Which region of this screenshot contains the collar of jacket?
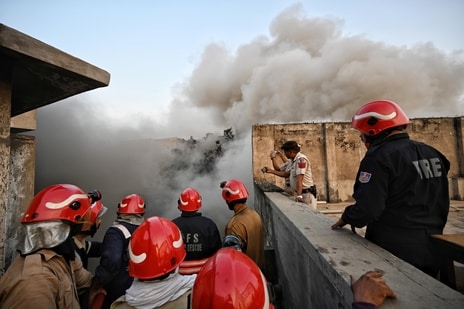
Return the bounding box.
[181,212,202,217]
[367,132,409,154]
[234,203,248,214]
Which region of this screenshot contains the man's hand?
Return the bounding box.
[263,167,273,174]
[331,217,346,229]
[351,270,397,307]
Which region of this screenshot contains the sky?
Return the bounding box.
[2,0,463,132]
[2,1,464,240]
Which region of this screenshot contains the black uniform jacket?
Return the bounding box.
[173,212,222,261]
[342,132,450,269]
[95,221,139,309]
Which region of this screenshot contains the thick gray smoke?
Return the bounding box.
[33,5,463,242]
[34,101,251,238]
[171,4,463,132]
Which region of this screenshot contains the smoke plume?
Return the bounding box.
[32,4,464,242]
[173,5,463,132]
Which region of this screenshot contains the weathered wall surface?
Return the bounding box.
[253,117,464,202]
[254,184,464,308]
[5,135,35,268]
[0,78,12,273]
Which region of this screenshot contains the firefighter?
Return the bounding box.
[331,100,450,278]
[0,184,103,308]
[220,179,265,270]
[172,187,222,275]
[94,193,146,309]
[111,216,196,308]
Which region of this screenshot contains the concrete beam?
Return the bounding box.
[11,110,36,133]
[0,23,110,117]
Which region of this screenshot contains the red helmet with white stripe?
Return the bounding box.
[90,201,107,225]
[352,100,410,136]
[220,179,249,204]
[178,188,202,212]
[21,184,93,224]
[117,193,145,215]
[192,247,273,309]
[128,216,186,279]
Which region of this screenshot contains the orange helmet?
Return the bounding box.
[117,193,145,215]
[178,188,202,212]
[191,247,273,309]
[128,216,186,280]
[220,179,249,204]
[352,100,410,136]
[21,184,94,224]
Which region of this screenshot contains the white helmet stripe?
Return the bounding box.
[223,187,240,195]
[173,233,183,248]
[179,196,188,206]
[353,111,396,121]
[128,240,147,264]
[45,194,88,209]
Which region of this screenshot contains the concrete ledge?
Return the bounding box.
[10,110,35,132]
[255,186,464,308]
[0,23,111,116]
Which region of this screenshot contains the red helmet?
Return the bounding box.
[117,193,145,215]
[128,216,186,279]
[192,247,273,309]
[178,187,202,212]
[220,179,249,203]
[21,184,93,224]
[352,100,410,136]
[90,201,108,225]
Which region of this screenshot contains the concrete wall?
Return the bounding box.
[5,135,35,269]
[0,79,36,274]
[254,183,464,308]
[0,77,12,273]
[0,105,35,274]
[253,117,464,202]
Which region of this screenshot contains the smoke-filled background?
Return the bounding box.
[26,5,464,241]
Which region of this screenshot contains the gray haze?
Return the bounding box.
[32,5,464,242]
